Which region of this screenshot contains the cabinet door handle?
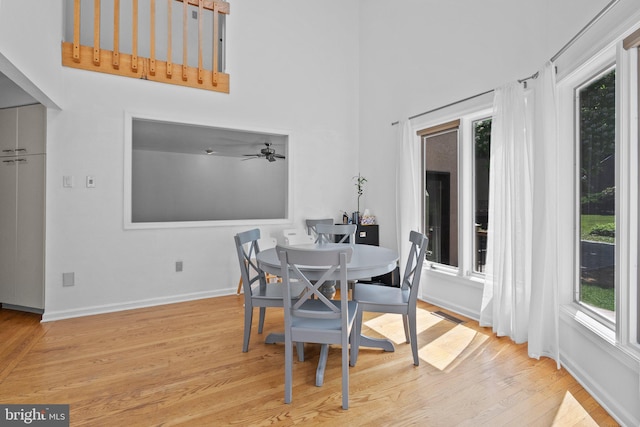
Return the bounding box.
[2,149,14,153]
[2,159,15,164]
[14,148,27,152]
[14,158,27,163]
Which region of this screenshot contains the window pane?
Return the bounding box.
[424,129,458,267]
[578,67,616,321]
[474,119,491,273]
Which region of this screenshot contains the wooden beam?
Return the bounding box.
[62,42,229,93]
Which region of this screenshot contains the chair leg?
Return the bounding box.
[285,337,293,404]
[402,314,410,343]
[236,276,243,294]
[408,312,419,366]
[350,308,363,367]
[258,307,266,334]
[242,306,253,352]
[342,333,349,409]
[296,342,305,362]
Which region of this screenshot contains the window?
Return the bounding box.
[473,118,491,273]
[420,120,460,268]
[418,111,492,275]
[576,66,616,324]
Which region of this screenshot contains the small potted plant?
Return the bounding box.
[353,173,367,224]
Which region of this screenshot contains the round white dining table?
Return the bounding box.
[256,243,400,386]
[256,242,398,281]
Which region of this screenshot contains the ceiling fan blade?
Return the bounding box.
[274,154,286,159]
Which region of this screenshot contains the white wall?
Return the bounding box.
[0,0,360,319]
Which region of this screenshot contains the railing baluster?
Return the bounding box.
[132,0,138,72]
[167,0,173,77]
[150,0,156,75]
[93,0,101,65]
[212,3,218,85]
[62,0,230,93]
[113,0,120,68]
[198,0,203,83]
[182,0,188,80]
[73,0,81,62]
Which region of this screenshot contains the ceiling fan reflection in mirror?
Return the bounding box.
[242,142,286,162]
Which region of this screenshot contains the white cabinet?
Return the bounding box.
[0,104,45,311]
[0,104,45,156]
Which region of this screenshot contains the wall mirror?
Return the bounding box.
[124,115,290,228]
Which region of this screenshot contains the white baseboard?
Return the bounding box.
[41,289,235,322]
[561,353,637,427]
[420,295,480,322]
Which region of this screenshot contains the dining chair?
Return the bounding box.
[283,228,314,245]
[234,228,305,352]
[277,244,358,410]
[350,230,428,366]
[305,218,333,242]
[315,223,357,244]
[236,236,280,294]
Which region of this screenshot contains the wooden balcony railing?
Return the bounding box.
[62,0,230,93]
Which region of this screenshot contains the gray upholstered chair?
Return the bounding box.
[305,218,333,242]
[315,223,357,244]
[234,228,304,352]
[350,230,428,366]
[277,244,357,410]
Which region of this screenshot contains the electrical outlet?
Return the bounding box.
[176,261,183,272]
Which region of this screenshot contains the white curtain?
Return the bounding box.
[480,62,561,366]
[528,61,560,367]
[479,81,533,344]
[396,120,421,268]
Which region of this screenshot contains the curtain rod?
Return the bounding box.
[391,0,619,126]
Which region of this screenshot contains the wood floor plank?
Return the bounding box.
[0,297,619,426]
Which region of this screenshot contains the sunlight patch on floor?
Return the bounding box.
[551,391,599,426]
[363,308,440,344]
[420,324,489,371]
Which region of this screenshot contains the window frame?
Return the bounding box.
[558,33,640,354]
[574,63,617,329]
[416,106,492,278]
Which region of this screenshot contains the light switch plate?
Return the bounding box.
[86,176,96,188]
[63,175,74,188]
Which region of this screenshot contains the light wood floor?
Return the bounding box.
[0,296,619,426]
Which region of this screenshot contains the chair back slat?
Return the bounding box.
[402,231,429,302]
[306,218,333,242]
[316,223,357,244]
[277,245,353,321]
[234,228,267,299]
